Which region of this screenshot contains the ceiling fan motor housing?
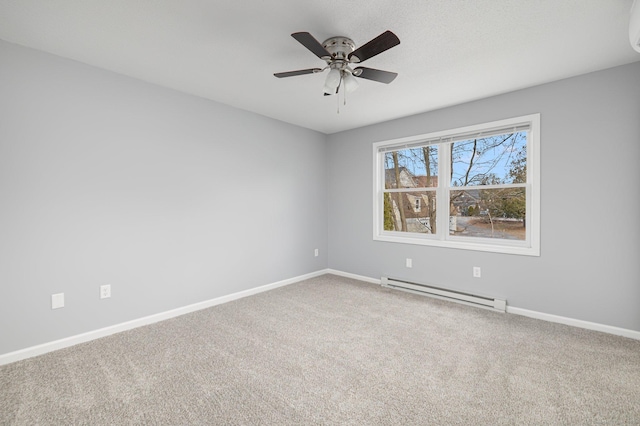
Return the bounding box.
[322,37,355,60]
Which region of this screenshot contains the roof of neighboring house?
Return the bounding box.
[384,167,415,188]
[385,168,440,189]
[414,175,438,188]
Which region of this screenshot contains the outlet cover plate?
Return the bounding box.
[473,267,481,278]
[51,293,64,309]
[100,284,111,299]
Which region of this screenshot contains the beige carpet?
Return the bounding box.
[1,274,639,425]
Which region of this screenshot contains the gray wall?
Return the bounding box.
[0,40,328,355]
[327,62,640,332]
[2,38,638,357]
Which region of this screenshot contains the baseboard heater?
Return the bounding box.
[381,277,506,312]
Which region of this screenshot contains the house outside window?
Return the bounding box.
[373,114,540,256]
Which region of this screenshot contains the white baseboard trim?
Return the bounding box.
[325,269,381,284]
[328,269,640,341]
[4,269,638,366]
[506,306,640,340]
[0,269,328,366]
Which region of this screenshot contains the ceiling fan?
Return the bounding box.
[274,30,400,96]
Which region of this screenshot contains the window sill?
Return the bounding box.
[374,232,540,256]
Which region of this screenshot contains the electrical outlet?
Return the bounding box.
[100,284,111,299]
[406,258,413,268]
[473,267,481,278]
[314,248,319,257]
[51,293,64,309]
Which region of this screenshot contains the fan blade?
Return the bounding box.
[291,32,332,60]
[274,68,322,78]
[349,30,400,63]
[353,67,398,84]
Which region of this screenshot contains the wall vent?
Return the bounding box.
[381,277,506,312]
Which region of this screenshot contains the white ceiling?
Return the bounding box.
[1,1,638,134]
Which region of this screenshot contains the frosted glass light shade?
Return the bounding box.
[343,72,359,92]
[324,68,341,94]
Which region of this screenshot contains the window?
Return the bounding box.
[373,114,540,256]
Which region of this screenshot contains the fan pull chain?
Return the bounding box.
[343,73,348,107]
[336,75,343,114]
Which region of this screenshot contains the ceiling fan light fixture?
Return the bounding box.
[324,68,341,94]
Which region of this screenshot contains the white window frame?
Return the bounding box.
[373,114,540,256]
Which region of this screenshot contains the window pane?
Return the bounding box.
[450,132,527,187]
[383,191,437,234]
[450,188,526,240]
[384,146,438,189]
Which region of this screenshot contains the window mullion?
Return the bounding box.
[384,187,436,193]
[453,183,527,191]
[437,143,450,241]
